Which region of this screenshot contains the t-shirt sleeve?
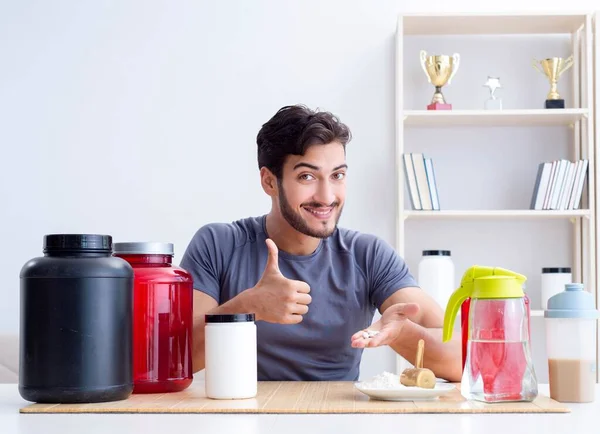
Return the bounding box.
[368,236,419,309]
[180,224,232,304]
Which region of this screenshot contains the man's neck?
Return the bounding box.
[265,212,321,256]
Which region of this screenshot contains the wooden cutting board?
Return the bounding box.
[19,381,570,414]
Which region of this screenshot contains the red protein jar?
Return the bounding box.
[114,242,193,393]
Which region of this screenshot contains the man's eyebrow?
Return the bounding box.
[292,163,348,171]
[293,162,320,171]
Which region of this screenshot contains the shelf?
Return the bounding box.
[531,310,544,318]
[401,12,587,35]
[395,11,598,376]
[404,210,590,219]
[403,109,589,127]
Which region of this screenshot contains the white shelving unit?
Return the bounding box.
[404,209,591,219]
[594,12,600,384]
[401,12,587,35]
[404,108,588,127]
[395,12,598,380]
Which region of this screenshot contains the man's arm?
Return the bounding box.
[380,287,462,382]
[191,239,312,373]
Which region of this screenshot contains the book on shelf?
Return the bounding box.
[530,159,588,211]
[403,153,440,211]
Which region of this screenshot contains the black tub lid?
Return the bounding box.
[205,313,255,323]
[44,234,112,252]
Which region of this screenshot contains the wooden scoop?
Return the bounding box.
[400,339,436,389]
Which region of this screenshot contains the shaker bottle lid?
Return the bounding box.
[44,234,112,252]
[542,267,571,273]
[205,314,255,323]
[544,283,600,319]
[422,250,451,256]
[113,242,174,255]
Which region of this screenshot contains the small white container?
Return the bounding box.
[418,250,455,311]
[205,313,257,399]
[541,267,572,310]
[545,283,599,403]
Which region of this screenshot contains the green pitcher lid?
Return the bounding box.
[471,275,524,299]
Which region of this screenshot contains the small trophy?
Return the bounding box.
[532,55,574,109]
[483,76,502,110]
[420,50,460,110]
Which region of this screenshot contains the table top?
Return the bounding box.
[2,383,600,434]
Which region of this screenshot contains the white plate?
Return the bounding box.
[354,382,455,401]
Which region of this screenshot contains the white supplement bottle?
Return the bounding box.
[204,313,257,399]
[417,250,455,311]
[541,267,572,310]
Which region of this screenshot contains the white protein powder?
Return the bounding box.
[361,330,380,339]
[358,371,406,389]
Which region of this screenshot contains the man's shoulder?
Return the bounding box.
[190,215,266,249]
[330,226,392,256]
[329,227,409,291]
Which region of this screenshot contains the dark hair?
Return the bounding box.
[256,104,352,179]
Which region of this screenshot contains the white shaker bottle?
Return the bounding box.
[541,267,572,310]
[205,313,257,399]
[544,283,599,403]
[418,250,455,310]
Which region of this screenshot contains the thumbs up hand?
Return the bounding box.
[245,239,312,324]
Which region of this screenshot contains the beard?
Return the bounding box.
[278,182,343,239]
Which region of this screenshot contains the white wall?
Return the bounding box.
[1,1,598,382]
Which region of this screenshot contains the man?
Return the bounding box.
[180,104,462,382]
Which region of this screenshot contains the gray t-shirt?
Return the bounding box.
[180,215,417,381]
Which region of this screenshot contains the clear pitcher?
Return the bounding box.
[443,266,538,403]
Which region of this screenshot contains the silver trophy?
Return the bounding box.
[483,76,502,110]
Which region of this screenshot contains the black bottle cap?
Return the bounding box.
[422,250,451,256]
[205,313,255,323]
[542,267,571,274]
[44,234,112,253]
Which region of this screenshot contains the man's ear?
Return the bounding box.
[260,167,278,197]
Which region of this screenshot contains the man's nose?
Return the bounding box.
[314,181,336,205]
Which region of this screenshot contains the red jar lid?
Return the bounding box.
[113,242,173,255]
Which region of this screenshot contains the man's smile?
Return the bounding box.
[302,206,334,220]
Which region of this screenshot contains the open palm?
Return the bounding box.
[350,303,420,348]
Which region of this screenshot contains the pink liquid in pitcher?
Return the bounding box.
[461,295,531,370]
[461,297,537,402]
[467,341,529,401]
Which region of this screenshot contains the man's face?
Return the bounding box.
[277,142,347,239]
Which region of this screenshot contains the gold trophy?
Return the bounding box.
[532,55,573,109]
[420,50,460,110]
